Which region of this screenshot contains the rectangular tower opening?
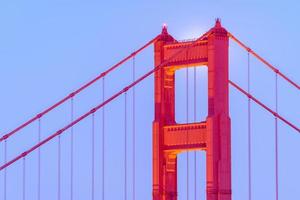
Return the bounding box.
[175,66,208,124]
[177,151,207,199]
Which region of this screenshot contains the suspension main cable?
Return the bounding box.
[229,80,300,133]
[0,31,211,172]
[0,36,159,143]
[228,32,300,90]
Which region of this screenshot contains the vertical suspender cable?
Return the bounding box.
[58,135,61,200]
[38,118,41,200]
[186,67,189,200]
[70,98,74,200]
[4,140,7,200]
[124,92,128,200]
[247,51,252,200]
[193,67,197,200]
[275,72,279,200]
[23,157,26,200]
[92,113,95,200]
[102,77,105,200]
[132,56,136,200]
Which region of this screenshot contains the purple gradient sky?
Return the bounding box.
[0,1,299,200]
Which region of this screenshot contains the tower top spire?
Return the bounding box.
[161,23,168,34]
[215,18,222,28]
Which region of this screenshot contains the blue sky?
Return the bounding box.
[0,1,300,200]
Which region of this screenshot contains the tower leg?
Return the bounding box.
[153,122,163,200]
[206,19,231,200]
[164,153,177,200]
[206,117,219,200]
[206,115,231,200]
[153,121,178,200]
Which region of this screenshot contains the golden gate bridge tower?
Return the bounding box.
[153,19,231,200]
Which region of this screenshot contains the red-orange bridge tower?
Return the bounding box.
[153,20,231,200]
